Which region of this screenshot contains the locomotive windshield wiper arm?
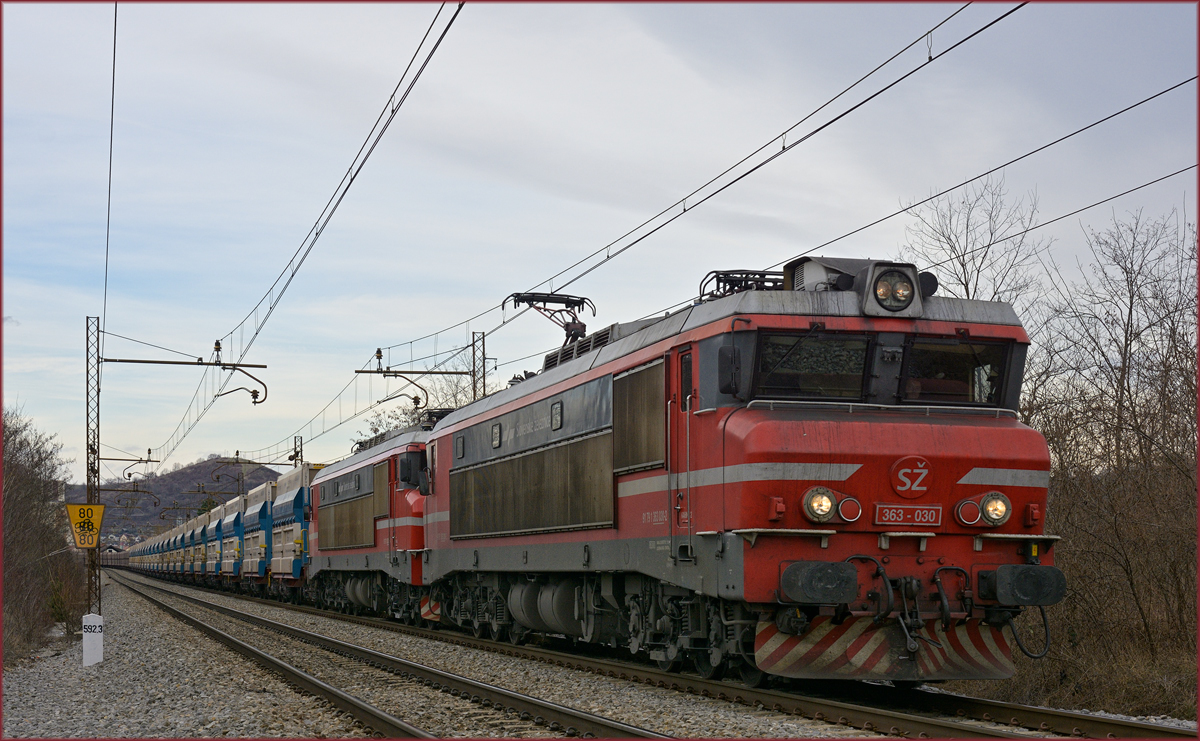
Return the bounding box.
[762,323,823,380]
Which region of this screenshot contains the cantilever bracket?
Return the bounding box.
[101,356,269,405]
[374,373,429,409]
[214,366,268,405]
[122,449,158,479]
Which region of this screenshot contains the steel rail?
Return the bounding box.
[114,572,668,739]
[899,688,1199,740]
[111,574,432,738]
[122,571,1197,739]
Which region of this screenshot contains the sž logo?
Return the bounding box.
[889,456,931,499]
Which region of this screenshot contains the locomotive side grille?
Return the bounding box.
[450,431,614,538]
[319,496,374,549]
[613,360,665,472]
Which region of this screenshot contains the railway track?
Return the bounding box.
[111,572,667,739]
[119,571,1195,739]
[112,575,431,738]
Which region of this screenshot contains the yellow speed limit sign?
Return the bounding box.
[66,504,105,548]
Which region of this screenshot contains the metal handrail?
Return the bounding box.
[747,399,1019,418]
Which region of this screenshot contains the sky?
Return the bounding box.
[4,3,1196,485]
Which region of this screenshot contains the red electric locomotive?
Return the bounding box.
[302,254,1065,685]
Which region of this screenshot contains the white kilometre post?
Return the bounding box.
[82,613,104,666]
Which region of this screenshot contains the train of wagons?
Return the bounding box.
[125,255,1066,685]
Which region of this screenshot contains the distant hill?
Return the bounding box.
[66,455,282,541]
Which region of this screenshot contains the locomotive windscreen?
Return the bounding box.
[754,332,870,400]
[901,340,1009,405]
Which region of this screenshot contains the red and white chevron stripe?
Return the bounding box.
[754,616,1015,680]
[420,595,442,621]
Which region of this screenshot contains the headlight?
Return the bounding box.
[803,487,836,523]
[873,270,915,311]
[980,492,1011,525]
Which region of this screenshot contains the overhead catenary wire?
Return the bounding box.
[243,5,1195,462]
[577,75,1197,318]
[148,3,464,472]
[360,55,1191,405]
[551,4,1038,296]
[233,7,1180,464]
[100,2,118,374]
[535,3,1012,299]
[250,2,1018,447]
[240,163,1198,465]
[918,165,1198,274]
[101,441,144,457]
[239,342,476,461]
[238,7,1012,460]
[638,165,1200,331]
[765,75,1198,270]
[380,2,993,355]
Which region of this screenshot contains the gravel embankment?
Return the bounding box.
[124,573,880,738]
[2,572,368,738]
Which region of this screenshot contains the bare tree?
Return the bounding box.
[899,175,1052,309]
[3,407,84,659]
[1035,210,1197,666]
[949,209,1198,718]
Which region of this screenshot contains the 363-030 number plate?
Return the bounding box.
[874,503,942,526]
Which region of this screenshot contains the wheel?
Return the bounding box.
[655,658,681,673]
[508,627,525,645]
[739,662,770,688]
[491,624,509,643]
[471,621,490,639]
[693,651,726,681]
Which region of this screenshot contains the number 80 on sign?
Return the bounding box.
[66,504,106,549]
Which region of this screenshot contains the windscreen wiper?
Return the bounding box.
[762,325,823,380]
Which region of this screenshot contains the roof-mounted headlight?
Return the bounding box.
[874,270,915,311]
[980,492,1011,526]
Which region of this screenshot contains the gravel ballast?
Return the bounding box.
[144,586,565,738]
[2,573,368,738]
[121,573,879,738]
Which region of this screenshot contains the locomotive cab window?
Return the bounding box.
[753,332,871,400]
[901,339,1009,405]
